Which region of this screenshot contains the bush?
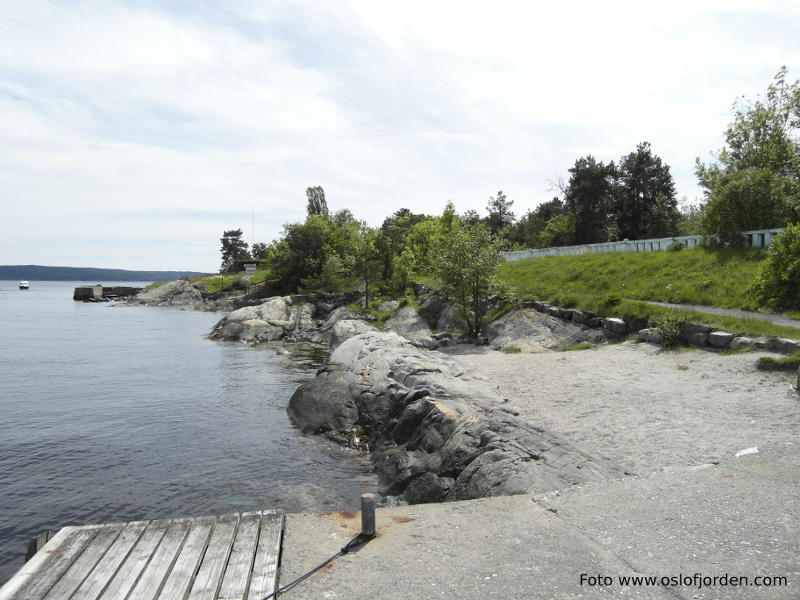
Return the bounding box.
[650,310,688,347]
[748,223,800,310]
[667,241,685,252]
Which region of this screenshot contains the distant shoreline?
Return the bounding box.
[0,265,209,282]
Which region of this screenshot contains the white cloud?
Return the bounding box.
[0,0,798,270]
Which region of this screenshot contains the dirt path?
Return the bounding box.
[641,300,800,329]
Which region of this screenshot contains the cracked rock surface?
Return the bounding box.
[288,330,624,503]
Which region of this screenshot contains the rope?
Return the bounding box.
[255,532,376,600]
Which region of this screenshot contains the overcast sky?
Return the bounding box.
[1,1,798,272]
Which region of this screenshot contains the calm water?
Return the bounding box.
[0,281,376,583]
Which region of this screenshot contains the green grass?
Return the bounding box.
[498,249,800,340]
[502,346,522,353]
[145,281,169,290]
[559,341,597,352]
[500,248,767,311]
[755,351,800,372]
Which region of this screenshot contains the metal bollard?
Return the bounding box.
[360,493,377,537]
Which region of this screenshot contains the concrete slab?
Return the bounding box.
[280,445,797,599]
[281,494,673,599]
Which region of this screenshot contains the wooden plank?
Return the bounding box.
[216,512,261,600]
[155,517,216,600]
[246,511,284,600]
[186,513,240,600]
[126,519,191,600]
[0,527,75,600]
[70,521,149,600]
[42,525,124,600]
[4,526,101,600]
[97,520,170,600]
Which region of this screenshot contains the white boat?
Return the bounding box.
[19,281,30,289]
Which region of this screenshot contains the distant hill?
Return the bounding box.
[0,265,209,283]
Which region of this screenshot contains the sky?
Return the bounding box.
[1,1,798,272]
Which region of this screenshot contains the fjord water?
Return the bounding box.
[0,281,376,583]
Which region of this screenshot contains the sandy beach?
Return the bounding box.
[447,342,799,475]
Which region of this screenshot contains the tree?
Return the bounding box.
[697,67,800,243]
[615,142,680,239]
[748,223,800,310]
[462,209,481,225]
[251,242,268,260]
[564,156,616,244]
[536,213,575,248]
[485,190,515,238]
[510,198,567,248]
[305,186,329,217]
[433,223,502,339]
[354,224,383,308]
[219,228,250,272]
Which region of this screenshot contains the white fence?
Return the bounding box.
[502,228,787,262]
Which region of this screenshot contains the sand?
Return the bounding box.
[446,341,799,475]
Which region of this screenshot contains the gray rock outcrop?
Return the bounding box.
[437,305,467,333]
[288,331,624,503]
[130,280,205,308]
[209,298,375,346]
[382,307,433,343]
[484,309,603,352]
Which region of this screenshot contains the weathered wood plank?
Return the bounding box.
[186,513,239,600]
[5,525,102,600]
[0,527,75,600]
[97,520,170,600]
[26,532,53,562]
[155,516,216,600]
[126,519,191,600]
[247,511,284,600]
[69,521,149,600]
[42,525,124,600]
[216,512,261,600]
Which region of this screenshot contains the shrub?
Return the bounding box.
[748,223,800,311]
[650,310,688,347]
[667,241,685,252]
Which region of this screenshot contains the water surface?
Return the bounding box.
[0,281,376,583]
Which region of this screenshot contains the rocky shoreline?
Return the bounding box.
[127,282,800,505]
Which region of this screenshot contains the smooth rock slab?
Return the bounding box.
[638,328,664,345]
[708,331,735,348]
[729,336,753,350]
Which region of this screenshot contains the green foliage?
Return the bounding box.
[502,347,522,354]
[560,342,597,352]
[433,222,503,338]
[219,228,250,272]
[696,67,800,241]
[755,352,800,372]
[748,222,800,310]
[667,241,684,252]
[485,190,515,241]
[305,186,329,217]
[650,310,688,347]
[509,197,566,248]
[564,156,616,244]
[536,213,575,247]
[145,281,168,290]
[615,142,680,239]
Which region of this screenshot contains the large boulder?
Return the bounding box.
[288,331,623,503]
[382,307,433,342]
[484,308,600,352]
[209,296,298,343]
[437,305,467,333]
[132,280,204,307]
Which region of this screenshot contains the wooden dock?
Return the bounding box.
[0,510,284,600]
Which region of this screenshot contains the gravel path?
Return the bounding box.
[641,300,800,329]
[449,342,799,475]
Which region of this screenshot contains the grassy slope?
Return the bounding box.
[498,248,800,339]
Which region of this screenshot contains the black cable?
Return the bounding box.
[256,532,376,600]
